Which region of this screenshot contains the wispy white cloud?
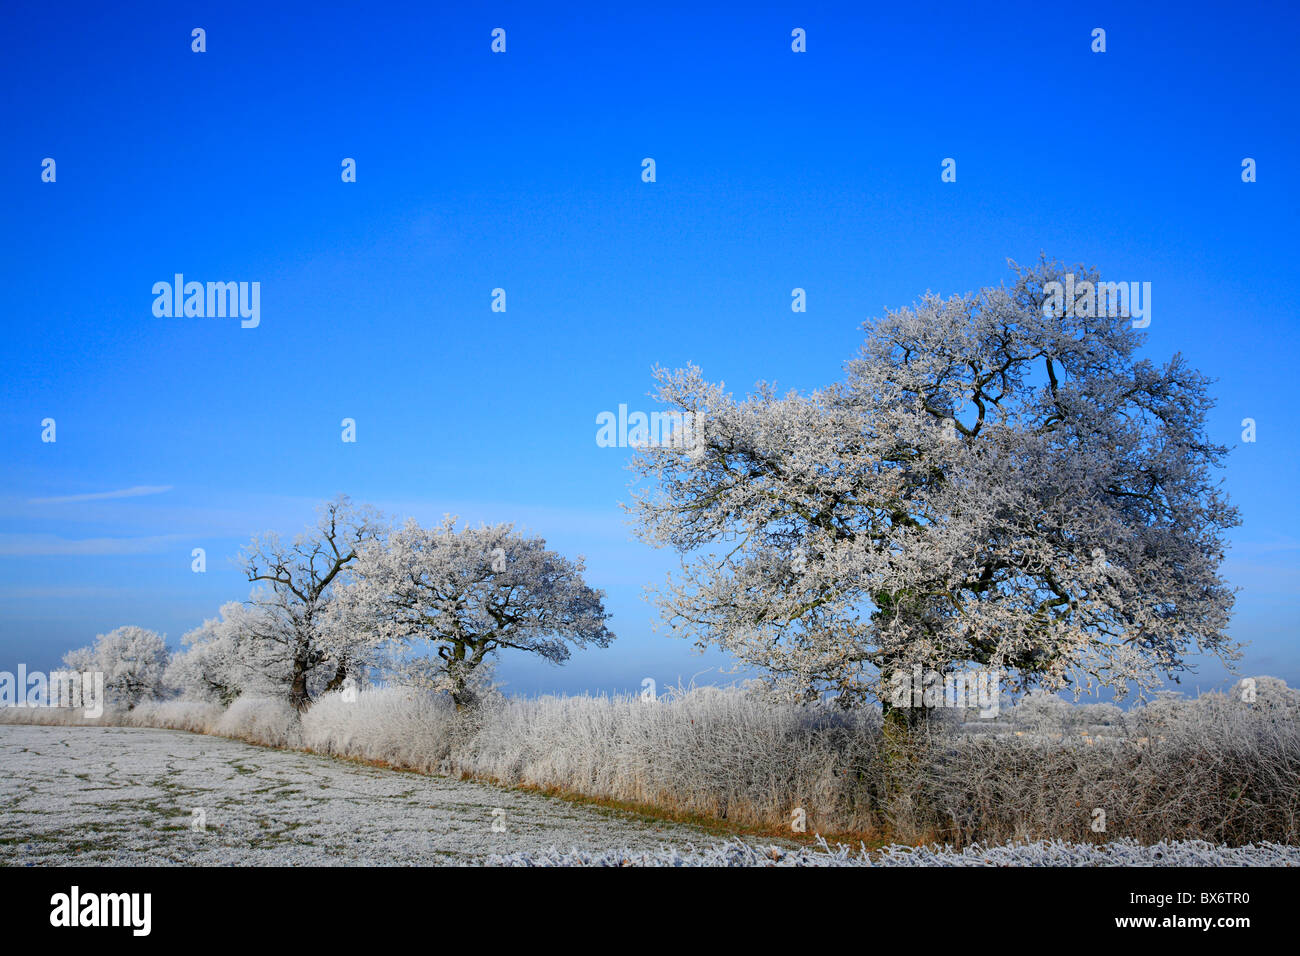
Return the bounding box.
[27,485,173,505]
[0,534,187,556]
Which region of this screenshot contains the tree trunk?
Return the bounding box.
[877,696,937,842]
[323,660,348,694]
[450,677,475,712]
[447,640,478,712]
[289,660,311,712]
[882,698,934,734]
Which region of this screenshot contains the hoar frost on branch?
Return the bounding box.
[239,494,387,711]
[164,601,287,705]
[628,257,1239,711]
[327,516,614,708]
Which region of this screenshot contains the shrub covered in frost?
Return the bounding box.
[214,696,301,748]
[126,699,225,734]
[301,686,461,771]
[444,686,881,828]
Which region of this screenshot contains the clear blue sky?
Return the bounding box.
[1,0,1297,698]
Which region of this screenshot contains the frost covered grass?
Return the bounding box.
[485,837,1300,867]
[4,681,1298,849]
[0,725,711,865]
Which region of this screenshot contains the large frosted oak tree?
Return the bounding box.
[628,258,1240,715]
[239,495,387,711]
[328,517,615,708]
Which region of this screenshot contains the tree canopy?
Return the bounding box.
[629,257,1239,707]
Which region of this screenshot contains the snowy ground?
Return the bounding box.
[0,725,724,865]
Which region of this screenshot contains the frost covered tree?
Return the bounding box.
[629,257,1239,718]
[239,495,387,711]
[60,645,96,675]
[64,625,170,709]
[328,516,615,708]
[165,601,269,705]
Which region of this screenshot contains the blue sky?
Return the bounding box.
[1,0,1297,698]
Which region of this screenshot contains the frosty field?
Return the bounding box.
[4,722,1298,867]
[0,724,716,865]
